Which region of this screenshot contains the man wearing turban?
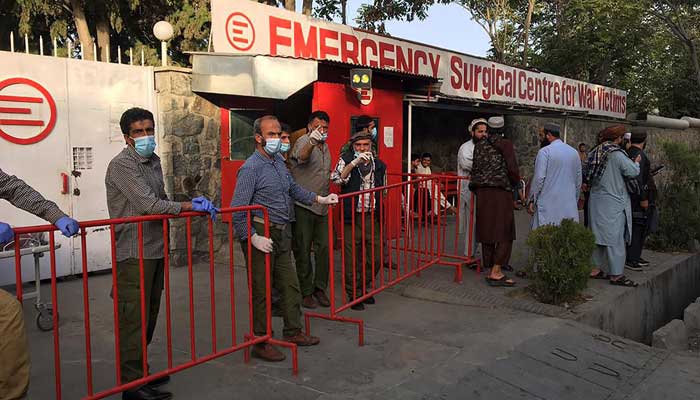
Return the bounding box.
[586,125,641,287]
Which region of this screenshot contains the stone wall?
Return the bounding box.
[506,115,700,181]
[155,67,225,266]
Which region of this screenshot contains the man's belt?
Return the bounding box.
[252,216,288,231]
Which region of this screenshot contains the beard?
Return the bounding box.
[540,138,549,148]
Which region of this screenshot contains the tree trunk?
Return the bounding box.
[521,0,535,66]
[341,0,347,24]
[688,40,700,87]
[95,3,110,62]
[303,0,312,16]
[69,0,93,60]
[284,0,295,11]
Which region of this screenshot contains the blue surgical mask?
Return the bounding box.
[370,127,377,140]
[133,135,156,157]
[264,138,281,155]
[280,142,290,153]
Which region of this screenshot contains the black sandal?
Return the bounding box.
[501,264,514,272]
[590,270,608,280]
[609,276,638,287]
[486,275,516,287]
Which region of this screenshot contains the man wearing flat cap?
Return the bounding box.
[527,122,582,229]
[331,129,386,310]
[625,127,655,270]
[585,124,641,287]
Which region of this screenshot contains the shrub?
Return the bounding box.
[646,142,700,251]
[526,219,596,305]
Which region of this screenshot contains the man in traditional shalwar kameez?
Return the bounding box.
[469,119,521,286]
[528,123,582,229]
[586,125,641,287]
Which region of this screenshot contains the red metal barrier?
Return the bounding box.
[11,206,295,400]
[304,175,480,345]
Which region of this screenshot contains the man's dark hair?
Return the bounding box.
[421,152,432,159]
[120,107,154,135]
[578,142,586,149]
[308,110,330,124]
[355,115,373,132]
[411,153,420,161]
[281,122,292,133]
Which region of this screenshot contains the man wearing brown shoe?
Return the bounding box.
[289,111,333,309]
[231,115,338,361]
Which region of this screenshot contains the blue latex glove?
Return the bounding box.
[0,222,14,245]
[55,216,80,237]
[192,196,219,220]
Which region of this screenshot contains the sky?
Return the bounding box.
[298,1,491,57]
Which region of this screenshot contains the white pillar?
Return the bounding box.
[161,41,167,66]
[10,31,14,52]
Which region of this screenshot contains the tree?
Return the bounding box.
[649,1,700,87]
[315,0,348,24]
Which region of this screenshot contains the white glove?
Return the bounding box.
[350,152,372,167]
[309,129,323,145]
[317,193,339,205]
[250,233,274,253]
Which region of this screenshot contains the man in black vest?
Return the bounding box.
[625,127,654,270]
[331,130,386,310]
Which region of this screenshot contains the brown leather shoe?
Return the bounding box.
[313,289,330,307]
[251,343,286,362]
[283,332,320,346]
[301,295,318,309]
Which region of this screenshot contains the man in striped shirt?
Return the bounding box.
[105,107,217,400]
[231,115,338,362]
[0,168,79,400]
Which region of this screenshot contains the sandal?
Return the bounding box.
[590,270,608,280]
[609,276,638,287]
[501,264,514,272]
[485,275,515,287]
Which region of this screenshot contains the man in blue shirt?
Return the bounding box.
[231,115,337,362]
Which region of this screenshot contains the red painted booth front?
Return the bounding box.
[219,78,404,242]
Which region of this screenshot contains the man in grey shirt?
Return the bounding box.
[288,111,332,309]
[105,107,217,400]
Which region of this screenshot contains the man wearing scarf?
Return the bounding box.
[469,119,521,286]
[587,125,641,287]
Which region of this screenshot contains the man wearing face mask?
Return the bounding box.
[231,115,338,362]
[340,115,378,155]
[288,111,332,309]
[105,107,218,400]
[331,130,386,310]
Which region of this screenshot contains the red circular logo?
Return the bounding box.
[226,12,255,51]
[0,78,57,145]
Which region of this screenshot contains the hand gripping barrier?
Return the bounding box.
[304,175,480,345]
[10,206,296,400]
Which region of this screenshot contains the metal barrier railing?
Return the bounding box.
[10,206,295,400]
[304,176,480,345]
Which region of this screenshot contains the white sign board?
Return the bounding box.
[212,0,627,119]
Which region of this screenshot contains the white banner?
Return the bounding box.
[212,0,627,118]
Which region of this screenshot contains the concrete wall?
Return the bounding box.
[155,67,226,265]
[574,252,700,344]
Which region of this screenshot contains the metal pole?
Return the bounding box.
[24,34,29,54]
[10,31,14,52]
[129,48,133,65]
[67,40,72,59]
[141,48,144,66]
[39,35,44,56]
[407,101,413,176]
[53,37,57,57]
[117,45,122,64]
[80,42,85,60]
[161,41,167,67]
[93,41,97,61]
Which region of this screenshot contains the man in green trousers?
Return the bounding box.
[106,107,218,400]
[289,111,332,309]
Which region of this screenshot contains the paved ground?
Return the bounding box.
[16,209,700,399]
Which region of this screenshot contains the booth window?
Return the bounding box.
[349,116,380,154]
[72,147,94,170]
[229,109,266,160]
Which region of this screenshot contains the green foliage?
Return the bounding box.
[647,142,700,251]
[525,219,595,305]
